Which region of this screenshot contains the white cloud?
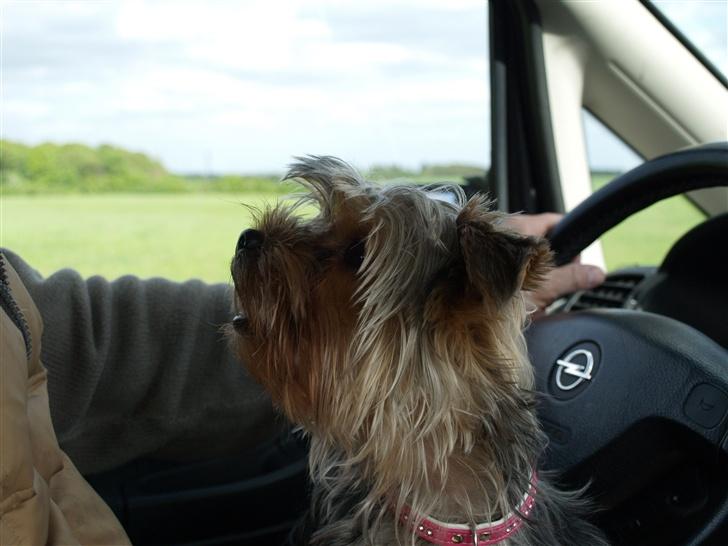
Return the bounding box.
[2,0,490,173]
[5,0,719,174]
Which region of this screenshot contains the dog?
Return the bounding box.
[229,156,608,545]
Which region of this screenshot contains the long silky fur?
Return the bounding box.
[230,155,609,545]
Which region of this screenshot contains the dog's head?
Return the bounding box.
[230,156,551,464]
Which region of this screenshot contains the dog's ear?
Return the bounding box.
[456,197,552,305]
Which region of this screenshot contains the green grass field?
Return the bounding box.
[1,193,271,283]
[1,180,706,283]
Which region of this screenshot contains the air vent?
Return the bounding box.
[566,271,649,312]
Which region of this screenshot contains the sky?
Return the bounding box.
[1,0,726,175]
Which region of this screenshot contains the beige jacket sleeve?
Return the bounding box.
[1,253,130,545]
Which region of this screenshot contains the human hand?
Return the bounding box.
[504,213,606,311]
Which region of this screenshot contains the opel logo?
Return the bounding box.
[555,349,595,391]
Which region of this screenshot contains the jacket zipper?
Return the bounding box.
[0,253,32,358]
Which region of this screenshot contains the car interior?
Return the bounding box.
[85,1,728,545]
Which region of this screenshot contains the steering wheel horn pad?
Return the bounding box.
[528,310,728,472]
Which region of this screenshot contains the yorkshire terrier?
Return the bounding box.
[229,156,608,545]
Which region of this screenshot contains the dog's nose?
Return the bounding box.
[237,229,265,252]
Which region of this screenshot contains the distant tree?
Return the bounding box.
[420,163,486,178]
[1,140,190,193]
[367,164,417,180]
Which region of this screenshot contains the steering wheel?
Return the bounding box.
[527,143,728,545]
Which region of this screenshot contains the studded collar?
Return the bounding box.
[398,471,538,545]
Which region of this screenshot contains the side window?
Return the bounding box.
[582,109,705,271]
[2,2,490,283]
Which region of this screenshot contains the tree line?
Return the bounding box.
[1,140,490,194]
[0,140,287,194]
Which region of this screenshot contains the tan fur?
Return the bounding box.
[229,156,607,545]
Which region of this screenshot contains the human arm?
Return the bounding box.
[3,249,283,475]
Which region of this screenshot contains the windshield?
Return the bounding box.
[648,0,727,81]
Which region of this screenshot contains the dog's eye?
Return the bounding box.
[343,240,366,269]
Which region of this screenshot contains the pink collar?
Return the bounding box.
[399,471,538,545]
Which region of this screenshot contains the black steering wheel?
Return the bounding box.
[527,143,728,545]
